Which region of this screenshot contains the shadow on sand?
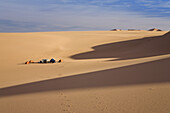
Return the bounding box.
[0,57,170,97]
[70,32,170,61]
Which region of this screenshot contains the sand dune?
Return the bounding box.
[71,31,170,60]
[0,31,170,113]
[148,28,162,31]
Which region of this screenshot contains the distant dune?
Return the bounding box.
[111,29,121,31]
[148,28,162,31]
[71,31,170,60]
[0,31,170,113]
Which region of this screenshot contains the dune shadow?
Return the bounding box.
[0,58,170,97]
[70,32,170,61]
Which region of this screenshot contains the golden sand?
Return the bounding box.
[0,31,170,113]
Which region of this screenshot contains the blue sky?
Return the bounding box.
[0,0,170,32]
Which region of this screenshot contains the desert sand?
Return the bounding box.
[0,31,170,113]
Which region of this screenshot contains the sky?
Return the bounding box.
[0,0,170,32]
